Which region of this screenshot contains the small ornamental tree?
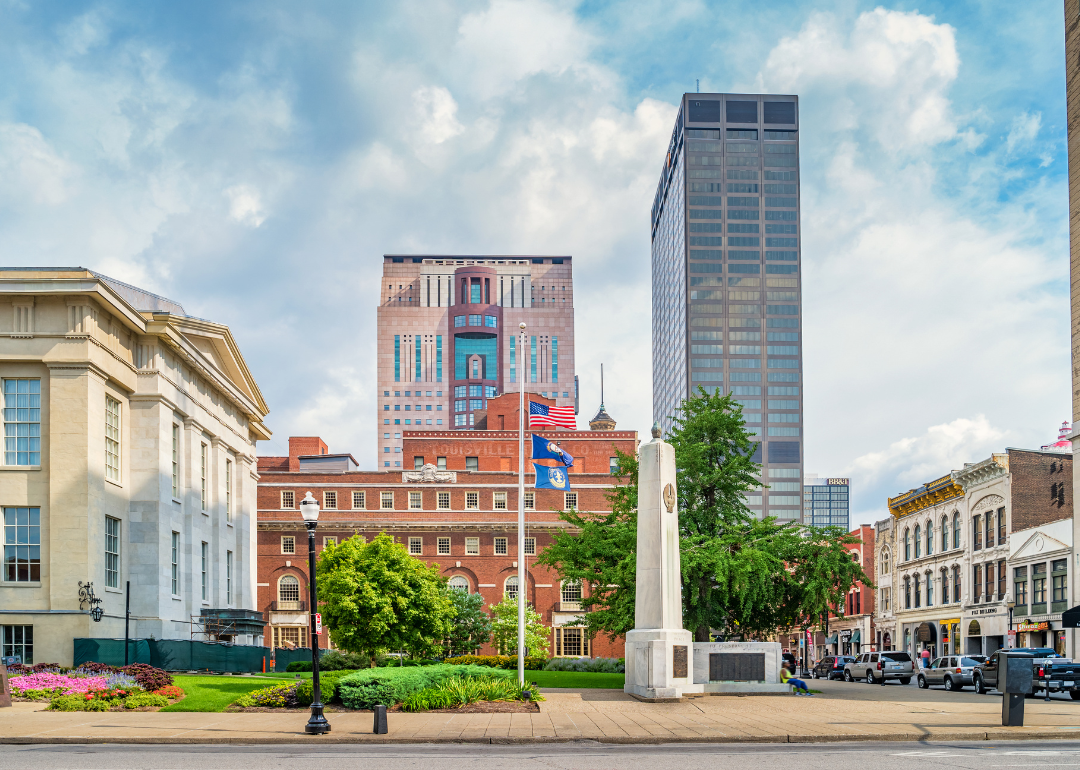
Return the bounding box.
[316,532,454,661]
[443,587,493,657]
[489,594,550,657]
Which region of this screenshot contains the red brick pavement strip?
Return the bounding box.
[3,694,1080,745]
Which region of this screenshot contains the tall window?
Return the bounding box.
[437,491,450,510]
[170,532,179,595]
[505,575,519,600]
[985,511,994,548]
[226,550,233,605]
[1033,563,1047,605]
[565,492,578,510]
[913,574,921,608]
[3,378,40,466]
[352,491,365,509]
[278,575,300,605]
[105,516,120,588]
[973,515,982,550]
[1015,566,1028,606]
[105,396,121,482]
[324,491,338,509]
[953,565,961,603]
[524,537,536,556]
[200,443,208,511]
[925,520,933,556]
[985,562,994,601]
[997,507,1006,544]
[904,576,911,608]
[225,459,232,522]
[998,559,1007,598]
[940,516,948,552]
[200,542,208,601]
[494,537,507,555]
[926,573,933,606]
[952,512,960,548]
[561,579,582,609]
[282,490,295,509]
[940,568,949,605]
[171,425,179,498]
[881,549,890,575]
[973,563,982,602]
[3,507,40,582]
[2,625,32,664]
[914,525,921,558]
[524,492,535,510]
[438,537,451,555]
[381,491,394,509]
[904,529,910,561]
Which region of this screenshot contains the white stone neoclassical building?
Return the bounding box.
[0,269,270,665]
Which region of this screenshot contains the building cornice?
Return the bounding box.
[258,520,578,533]
[953,454,1009,491]
[889,473,965,517]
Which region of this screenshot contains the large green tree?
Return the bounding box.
[316,532,454,660]
[539,387,870,643]
[489,594,550,656]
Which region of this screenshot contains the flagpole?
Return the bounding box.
[517,322,526,687]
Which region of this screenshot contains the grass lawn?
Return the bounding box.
[163,674,295,712]
[525,671,624,689]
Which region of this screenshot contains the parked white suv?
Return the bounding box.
[844,651,914,684]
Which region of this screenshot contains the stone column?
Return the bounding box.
[623,427,703,700]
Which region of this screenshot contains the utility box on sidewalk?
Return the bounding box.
[1000,651,1033,726]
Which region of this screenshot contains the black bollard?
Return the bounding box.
[373,704,388,735]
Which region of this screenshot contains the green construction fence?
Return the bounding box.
[73,638,313,673]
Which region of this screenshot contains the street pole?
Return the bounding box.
[300,492,330,735]
[124,581,130,666]
[517,322,526,687]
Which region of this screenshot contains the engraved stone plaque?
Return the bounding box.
[673,645,688,679]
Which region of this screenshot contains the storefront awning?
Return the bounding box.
[826,633,838,644]
[851,629,860,644]
[1063,605,1080,629]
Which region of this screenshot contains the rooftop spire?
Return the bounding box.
[589,363,616,431]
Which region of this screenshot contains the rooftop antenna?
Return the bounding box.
[600,363,605,408]
[696,79,700,93]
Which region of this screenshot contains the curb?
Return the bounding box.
[5,731,1080,746]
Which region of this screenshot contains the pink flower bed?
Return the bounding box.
[9,673,107,694]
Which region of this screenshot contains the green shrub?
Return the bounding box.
[295,670,359,706]
[444,654,547,670]
[285,661,311,672]
[320,650,371,670]
[241,683,300,708]
[47,695,110,712]
[123,693,169,709]
[543,657,624,673]
[401,676,541,712]
[338,664,513,709]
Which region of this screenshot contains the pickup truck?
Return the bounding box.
[972,648,1080,699]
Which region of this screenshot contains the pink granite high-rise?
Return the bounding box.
[377,256,577,465]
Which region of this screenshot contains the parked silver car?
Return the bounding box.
[843,651,914,684]
[917,655,987,691]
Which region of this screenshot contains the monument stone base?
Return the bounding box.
[692,641,788,694]
[624,628,705,701]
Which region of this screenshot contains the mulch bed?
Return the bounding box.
[230,700,540,714]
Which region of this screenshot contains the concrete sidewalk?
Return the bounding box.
[2,690,1080,745]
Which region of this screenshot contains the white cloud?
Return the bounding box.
[413,86,465,145]
[846,415,1008,490]
[0,123,73,205]
[224,185,267,228]
[453,0,600,99]
[1006,111,1042,154]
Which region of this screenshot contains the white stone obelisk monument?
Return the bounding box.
[623,424,704,700]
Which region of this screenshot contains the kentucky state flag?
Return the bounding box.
[531,433,574,467]
[533,463,571,490]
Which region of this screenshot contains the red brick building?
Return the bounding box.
[257,394,637,659]
[777,524,876,662]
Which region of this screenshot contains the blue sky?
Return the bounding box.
[0,0,1070,523]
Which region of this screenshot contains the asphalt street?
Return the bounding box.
[3,741,1080,770]
[807,673,1080,702]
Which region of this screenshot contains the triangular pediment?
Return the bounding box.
[1012,530,1071,560]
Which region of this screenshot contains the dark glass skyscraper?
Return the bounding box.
[651,93,803,521]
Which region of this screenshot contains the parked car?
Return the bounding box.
[811,655,855,680]
[973,648,1080,698]
[843,651,914,684]
[916,655,985,691]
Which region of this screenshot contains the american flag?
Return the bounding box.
[528,401,576,430]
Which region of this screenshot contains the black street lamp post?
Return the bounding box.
[300,492,330,735]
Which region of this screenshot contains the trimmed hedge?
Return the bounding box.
[338,665,513,709]
[295,669,359,706]
[543,657,624,673]
[444,655,547,670]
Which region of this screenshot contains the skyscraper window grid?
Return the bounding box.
[651,94,802,521]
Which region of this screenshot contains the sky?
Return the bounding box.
[0,0,1071,525]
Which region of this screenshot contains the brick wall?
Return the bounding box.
[288,436,328,471]
[1008,449,1072,532]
